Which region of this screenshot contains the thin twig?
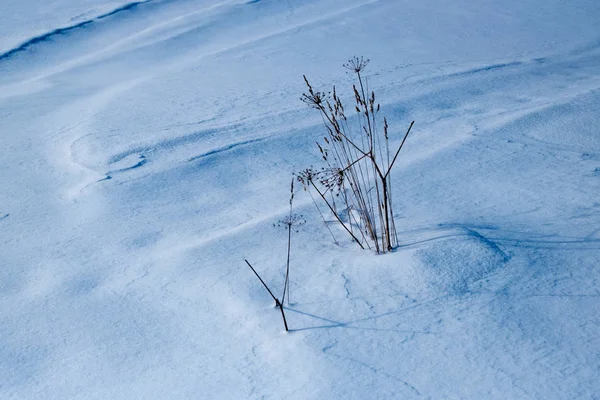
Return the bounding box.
[276,299,289,331]
[384,121,414,179]
[281,178,294,305]
[245,259,289,332]
[311,180,365,249]
[244,259,277,303]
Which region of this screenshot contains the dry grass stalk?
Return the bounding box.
[278,177,305,305]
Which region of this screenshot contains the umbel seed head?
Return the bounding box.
[343,56,370,73]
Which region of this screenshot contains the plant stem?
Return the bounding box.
[276,299,289,331]
[245,259,277,303]
[282,222,292,305]
[245,259,289,332]
[311,180,365,249]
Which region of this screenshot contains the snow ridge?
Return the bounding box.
[0,0,154,61]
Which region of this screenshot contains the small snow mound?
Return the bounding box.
[416,231,509,295]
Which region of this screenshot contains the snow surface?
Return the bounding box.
[1,0,600,398]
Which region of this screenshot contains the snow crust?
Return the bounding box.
[1,0,599,398]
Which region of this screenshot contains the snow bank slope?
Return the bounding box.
[1,0,599,398]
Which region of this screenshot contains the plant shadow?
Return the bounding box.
[284,296,445,334]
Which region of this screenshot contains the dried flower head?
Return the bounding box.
[274,214,306,230]
[301,75,330,109]
[317,167,344,192]
[343,56,370,73]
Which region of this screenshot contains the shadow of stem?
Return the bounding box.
[284,300,443,334]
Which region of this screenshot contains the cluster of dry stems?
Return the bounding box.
[298,57,413,253]
[244,58,415,332]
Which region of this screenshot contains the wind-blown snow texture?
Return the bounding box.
[1,0,599,398]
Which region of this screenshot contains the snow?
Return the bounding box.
[1,0,599,398]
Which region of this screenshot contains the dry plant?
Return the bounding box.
[274,178,305,306]
[298,57,414,253]
[244,178,304,331]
